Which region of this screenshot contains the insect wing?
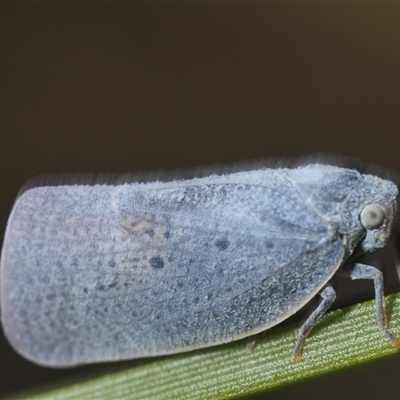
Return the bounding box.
[1,172,344,366]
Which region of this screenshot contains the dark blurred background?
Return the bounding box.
[1,3,400,399]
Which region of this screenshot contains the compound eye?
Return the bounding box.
[360,204,386,230]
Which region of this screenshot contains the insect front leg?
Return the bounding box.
[339,263,400,347]
[293,284,336,362]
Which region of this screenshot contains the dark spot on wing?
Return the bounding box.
[164,231,171,239]
[215,238,230,251]
[108,260,116,268]
[146,229,155,237]
[265,241,275,249]
[150,256,164,269]
[108,281,118,289]
[261,278,269,286]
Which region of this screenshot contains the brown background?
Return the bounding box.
[1,3,400,399]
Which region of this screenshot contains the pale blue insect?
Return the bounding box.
[0,163,399,366]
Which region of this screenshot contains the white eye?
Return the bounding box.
[360,204,386,230]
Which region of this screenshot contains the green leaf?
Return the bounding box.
[17,292,400,400]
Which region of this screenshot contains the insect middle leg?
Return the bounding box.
[293,284,336,362]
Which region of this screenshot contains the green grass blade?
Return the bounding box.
[16,292,400,400]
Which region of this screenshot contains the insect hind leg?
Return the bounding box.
[293,284,336,362]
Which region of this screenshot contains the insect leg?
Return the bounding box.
[245,335,258,353]
[293,284,336,362]
[340,263,400,347]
